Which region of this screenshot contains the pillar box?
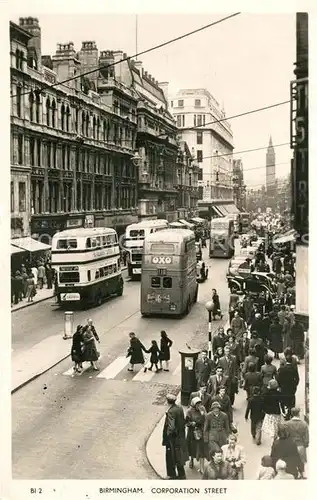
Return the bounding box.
[179,347,201,406]
[64,311,74,339]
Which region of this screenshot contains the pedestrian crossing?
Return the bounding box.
[61,354,181,384]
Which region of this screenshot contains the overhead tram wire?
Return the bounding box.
[201,142,290,161]
[11,12,241,99]
[201,161,291,175]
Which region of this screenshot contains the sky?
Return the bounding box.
[11,11,295,188]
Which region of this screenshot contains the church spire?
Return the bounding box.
[268,135,273,148]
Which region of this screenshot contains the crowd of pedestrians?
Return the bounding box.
[160,231,308,480]
[11,257,55,306]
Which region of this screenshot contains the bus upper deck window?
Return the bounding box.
[151,277,161,288]
[163,277,172,288]
[87,270,91,281]
[86,238,91,248]
[95,270,100,279]
[57,238,77,249]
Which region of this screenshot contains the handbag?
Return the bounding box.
[193,427,203,440]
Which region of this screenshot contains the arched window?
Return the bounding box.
[61,104,65,131]
[35,92,41,123]
[103,120,107,142]
[82,111,86,135]
[113,124,117,144]
[96,118,100,141]
[46,98,51,126]
[86,113,89,136]
[93,116,96,139]
[66,106,70,132]
[29,92,34,122]
[51,100,56,128]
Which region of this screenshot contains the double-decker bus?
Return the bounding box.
[140,229,198,316]
[239,212,250,233]
[124,219,168,279]
[51,227,123,307]
[209,217,235,258]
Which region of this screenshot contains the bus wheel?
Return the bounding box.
[185,298,191,315]
[117,284,123,296]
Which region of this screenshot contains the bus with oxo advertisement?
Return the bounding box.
[140,229,198,316]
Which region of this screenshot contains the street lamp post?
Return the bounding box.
[205,301,214,359]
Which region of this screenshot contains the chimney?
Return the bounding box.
[158,82,169,100]
[52,42,81,90]
[19,17,42,70]
[134,60,142,73]
[78,41,99,90]
[99,50,115,79]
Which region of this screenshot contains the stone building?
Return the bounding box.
[266,136,276,211]
[10,17,139,245]
[232,158,246,212]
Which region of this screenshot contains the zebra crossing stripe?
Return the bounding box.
[132,366,156,382]
[96,356,129,379]
[63,356,103,377]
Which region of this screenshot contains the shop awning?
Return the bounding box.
[212,205,224,217]
[224,204,240,214]
[273,230,297,244]
[191,217,206,224]
[179,219,195,228]
[11,237,51,253]
[213,205,229,216]
[11,244,26,255]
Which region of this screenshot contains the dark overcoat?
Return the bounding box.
[128,337,146,364]
[162,403,189,466]
[160,336,173,361]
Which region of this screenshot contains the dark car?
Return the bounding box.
[228,271,276,297]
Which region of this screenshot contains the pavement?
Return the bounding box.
[12,247,232,479]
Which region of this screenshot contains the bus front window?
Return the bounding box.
[163,277,172,288]
[151,277,161,288]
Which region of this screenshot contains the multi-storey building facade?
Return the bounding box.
[170,89,234,202]
[10,17,139,245]
[176,140,201,219]
[232,158,246,212]
[266,136,276,211]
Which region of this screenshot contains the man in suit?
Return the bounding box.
[162,393,188,479]
[286,407,309,475]
[277,354,300,420]
[207,366,229,398]
[218,345,239,405]
[212,327,227,355]
[189,382,212,412]
[195,350,215,389]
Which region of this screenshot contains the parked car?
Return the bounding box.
[228,271,277,296]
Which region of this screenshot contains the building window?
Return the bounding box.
[197,150,203,163]
[75,108,79,132]
[182,115,185,127]
[61,104,65,131]
[29,93,34,122]
[176,115,182,127]
[198,168,203,181]
[17,135,23,165]
[52,143,56,167]
[66,106,70,132]
[82,112,86,135]
[35,93,41,123]
[37,139,41,165]
[15,49,23,70]
[177,100,184,107]
[46,98,50,126]
[203,114,206,126]
[16,86,22,118]
[51,100,56,128]
[197,131,203,144]
[18,182,26,212]
[86,113,89,136]
[170,101,173,107]
[47,142,51,168]
[197,115,202,127]
[11,181,14,212]
[195,99,201,107]
[62,145,66,169]
[93,117,96,138]
[96,118,100,140]
[30,137,35,166]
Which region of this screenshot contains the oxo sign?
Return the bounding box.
[151,256,173,264]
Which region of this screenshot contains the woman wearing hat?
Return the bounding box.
[261,379,283,445]
[185,397,206,473]
[204,401,230,459]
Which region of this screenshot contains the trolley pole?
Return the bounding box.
[205,301,214,359]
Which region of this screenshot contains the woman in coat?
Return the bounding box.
[82,325,100,370]
[260,354,277,389]
[211,386,233,425]
[222,434,246,480]
[159,330,173,371]
[261,379,282,444]
[204,401,230,459]
[185,397,206,473]
[271,423,304,479]
[71,325,84,373]
[269,317,284,359]
[127,332,147,372]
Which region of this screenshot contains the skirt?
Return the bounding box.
[261,413,281,439]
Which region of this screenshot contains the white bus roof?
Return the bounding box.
[126,219,168,230]
[145,228,194,243]
[211,217,229,224]
[52,227,117,239]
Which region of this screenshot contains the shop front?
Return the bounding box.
[11,236,51,270]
